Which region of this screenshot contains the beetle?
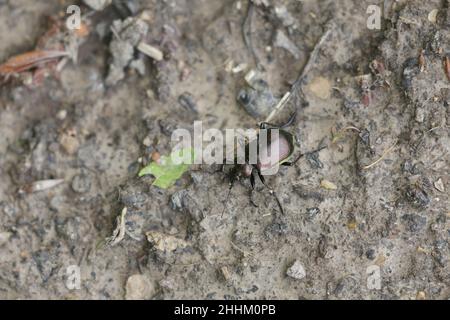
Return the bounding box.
[221,112,325,216]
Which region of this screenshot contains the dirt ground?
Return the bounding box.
[0,0,449,300]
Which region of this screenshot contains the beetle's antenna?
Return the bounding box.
[290,145,327,166]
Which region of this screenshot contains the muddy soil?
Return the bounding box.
[0,0,449,300]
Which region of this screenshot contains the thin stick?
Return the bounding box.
[264,91,291,123]
[362,141,397,170]
[292,24,333,94]
[231,241,252,257]
[263,24,333,124]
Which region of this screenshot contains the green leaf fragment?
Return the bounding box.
[138,148,195,189]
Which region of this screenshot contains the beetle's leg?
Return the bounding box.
[256,170,264,186]
[249,169,258,207]
[256,170,284,215]
[250,170,256,189]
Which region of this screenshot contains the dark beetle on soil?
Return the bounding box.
[220,112,325,216]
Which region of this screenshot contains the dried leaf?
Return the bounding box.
[0,50,68,75]
[23,179,64,193]
[146,231,188,252]
[428,9,438,24]
[320,179,337,190]
[106,207,127,246]
[444,56,450,81]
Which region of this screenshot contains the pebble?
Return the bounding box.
[142,136,152,147]
[60,133,80,155]
[71,173,92,194]
[56,109,67,120]
[190,172,204,185]
[146,231,188,252]
[366,265,381,290]
[416,291,426,300]
[415,107,425,123]
[308,77,332,100]
[0,232,11,246]
[170,190,188,211]
[306,207,320,219]
[237,74,277,120]
[83,0,112,11]
[125,274,157,300]
[49,195,67,212]
[137,42,164,61]
[170,190,203,222]
[320,179,337,190]
[366,248,376,260]
[286,260,306,280]
[401,214,427,233]
[178,92,198,114]
[434,178,445,192]
[306,152,324,169]
[428,9,439,24]
[405,185,430,208]
[274,5,297,28]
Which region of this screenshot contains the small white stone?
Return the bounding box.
[57,109,67,120]
[83,0,112,11]
[308,77,332,100]
[434,178,445,192]
[415,107,425,123]
[428,9,439,24]
[0,232,11,246]
[286,260,306,280]
[142,136,152,147]
[125,274,157,300]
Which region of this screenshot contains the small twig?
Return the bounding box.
[292,24,333,91]
[362,141,397,170]
[264,91,291,123]
[110,25,122,41]
[231,241,252,257]
[428,125,449,132]
[137,42,164,61]
[105,207,128,246]
[331,126,361,144]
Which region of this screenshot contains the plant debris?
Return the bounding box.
[444,56,450,81]
[139,148,195,189]
[146,231,188,252]
[286,260,306,280]
[20,179,64,194]
[106,16,149,85]
[320,180,337,190]
[106,207,128,246]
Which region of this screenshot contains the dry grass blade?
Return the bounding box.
[362,141,397,170]
[0,50,68,75]
[444,56,450,81]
